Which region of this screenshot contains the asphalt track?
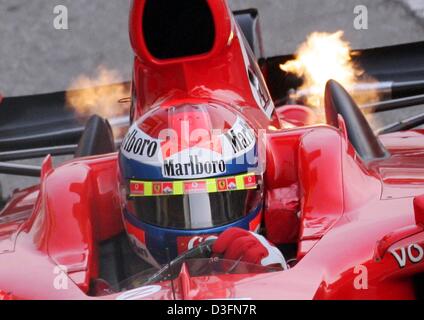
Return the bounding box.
[1,0,424,197]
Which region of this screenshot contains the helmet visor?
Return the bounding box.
[125,173,262,230]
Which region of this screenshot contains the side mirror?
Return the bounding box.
[324,79,389,161]
[74,115,115,158]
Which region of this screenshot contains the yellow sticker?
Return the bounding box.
[129,173,257,197]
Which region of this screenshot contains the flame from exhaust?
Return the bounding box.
[66,66,130,119]
[280,31,379,111]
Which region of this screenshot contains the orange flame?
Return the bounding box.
[280,31,379,111]
[66,66,130,120]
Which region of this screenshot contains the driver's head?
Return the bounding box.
[118,102,264,266]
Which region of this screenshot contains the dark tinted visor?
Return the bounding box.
[126,173,262,230]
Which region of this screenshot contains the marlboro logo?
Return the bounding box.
[121,128,159,158]
[163,155,226,178]
[223,120,255,154]
[122,118,256,176]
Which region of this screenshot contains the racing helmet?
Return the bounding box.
[118,102,264,266]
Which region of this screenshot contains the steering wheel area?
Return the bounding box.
[143,239,218,285]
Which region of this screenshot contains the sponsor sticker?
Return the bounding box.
[237,28,275,119]
[223,117,256,157]
[125,220,161,268]
[227,177,237,190]
[163,182,174,195]
[121,124,162,164]
[152,182,162,195]
[130,182,144,196]
[163,155,226,179]
[184,181,207,194]
[122,117,257,179]
[244,175,257,189]
[249,68,275,119]
[129,173,258,197]
[177,235,218,254]
[216,177,238,191]
[217,178,228,192]
[390,242,424,268]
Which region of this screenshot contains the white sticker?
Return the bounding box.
[237,26,275,119]
[120,124,163,165]
[187,235,218,250]
[122,117,256,179]
[390,243,424,268]
[222,116,256,158]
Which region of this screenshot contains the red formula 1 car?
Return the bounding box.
[1,0,424,300]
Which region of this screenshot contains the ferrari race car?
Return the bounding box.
[1,0,424,300]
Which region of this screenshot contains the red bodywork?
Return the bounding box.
[1,0,424,300]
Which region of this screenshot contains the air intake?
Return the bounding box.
[142,0,215,60]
